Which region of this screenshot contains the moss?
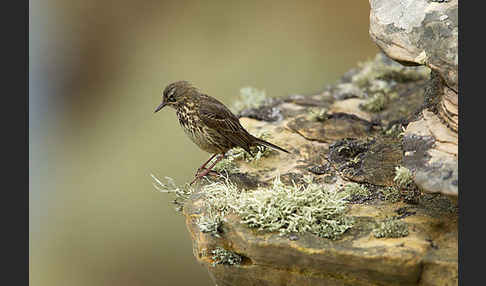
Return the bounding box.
[360,93,386,113]
[379,186,401,203]
[373,217,409,238]
[343,182,371,201]
[210,247,243,266]
[231,87,267,113]
[394,166,414,188]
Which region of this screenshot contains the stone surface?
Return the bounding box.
[328,137,403,187]
[402,111,458,196]
[175,54,457,285]
[369,0,458,92]
[369,0,458,197]
[185,199,457,286]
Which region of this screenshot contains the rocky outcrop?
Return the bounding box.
[163,53,458,286]
[369,0,458,196]
[157,3,460,284]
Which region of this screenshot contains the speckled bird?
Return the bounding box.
[154,81,290,184]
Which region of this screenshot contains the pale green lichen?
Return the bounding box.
[151,174,194,212]
[373,217,409,238]
[394,166,414,188]
[197,211,224,237]
[212,155,239,173]
[306,107,329,122]
[368,79,392,94]
[360,93,386,113]
[225,175,352,239]
[379,186,401,203]
[210,247,243,266]
[385,123,405,138]
[153,172,354,240]
[343,182,371,200]
[352,53,430,89]
[231,87,267,113]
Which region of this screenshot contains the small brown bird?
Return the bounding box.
[154,81,290,184]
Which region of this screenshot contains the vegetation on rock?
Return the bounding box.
[209,247,243,266]
[373,217,409,238]
[394,166,414,188]
[343,182,371,201]
[231,86,268,114]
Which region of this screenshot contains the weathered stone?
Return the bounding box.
[369,0,458,197]
[165,52,458,285]
[287,113,378,143]
[402,111,458,196]
[184,182,457,286]
[328,137,403,187]
[369,0,458,91]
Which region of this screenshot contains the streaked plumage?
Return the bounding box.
[155,81,290,184]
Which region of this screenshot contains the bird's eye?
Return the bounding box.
[167,96,176,102]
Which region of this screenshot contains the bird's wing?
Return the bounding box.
[198,101,253,153]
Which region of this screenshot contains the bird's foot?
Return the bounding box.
[195,168,219,177]
[190,154,225,185]
[190,168,219,185]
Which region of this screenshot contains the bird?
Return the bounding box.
[154,81,290,185]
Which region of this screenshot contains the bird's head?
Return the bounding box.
[154,81,196,113]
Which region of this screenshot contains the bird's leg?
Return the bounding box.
[190,154,225,185]
[196,154,218,175]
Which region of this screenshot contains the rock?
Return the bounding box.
[402,110,458,196]
[184,199,457,286]
[286,113,378,143]
[328,137,403,187]
[163,54,458,285]
[369,0,458,196]
[369,0,458,92]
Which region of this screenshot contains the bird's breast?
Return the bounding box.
[175,106,223,153]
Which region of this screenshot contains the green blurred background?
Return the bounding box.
[29,1,378,285]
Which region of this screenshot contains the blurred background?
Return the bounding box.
[29,1,378,285]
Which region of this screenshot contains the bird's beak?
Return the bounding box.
[154,101,166,113]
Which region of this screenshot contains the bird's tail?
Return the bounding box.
[253,137,290,154]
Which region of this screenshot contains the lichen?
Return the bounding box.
[379,186,402,203]
[372,217,409,238]
[234,175,352,239]
[384,123,405,138]
[151,174,194,212]
[352,53,430,89]
[153,172,354,240]
[197,211,224,237]
[306,107,329,122]
[231,87,268,114]
[394,166,414,188]
[210,247,242,267]
[360,93,386,113]
[212,155,239,173]
[343,182,371,201]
